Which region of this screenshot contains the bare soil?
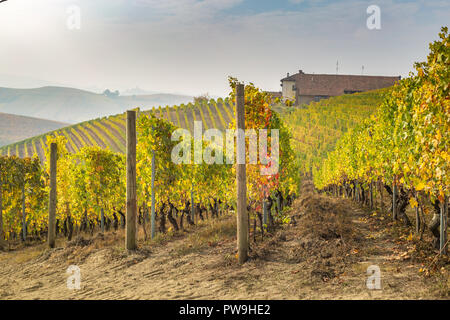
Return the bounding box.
[0,181,448,300]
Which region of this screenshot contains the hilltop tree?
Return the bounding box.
[103,89,120,98]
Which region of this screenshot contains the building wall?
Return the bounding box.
[281,80,296,101]
[298,95,330,105]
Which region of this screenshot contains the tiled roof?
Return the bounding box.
[281,74,297,82]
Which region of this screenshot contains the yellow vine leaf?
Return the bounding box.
[409,198,418,208]
[415,181,426,191]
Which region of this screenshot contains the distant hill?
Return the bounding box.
[0,98,235,162]
[0,86,193,123]
[121,87,158,96]
[0,112,68,147]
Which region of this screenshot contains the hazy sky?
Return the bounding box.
[0,0,449,97]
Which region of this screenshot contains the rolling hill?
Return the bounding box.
[0,112,68,147]
[0,98,235,162]
[276,88,391,175]
[0,86,193,123]
[0,88,391,165]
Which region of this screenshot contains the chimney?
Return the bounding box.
[299,70,304,74]
[287,72,290,77]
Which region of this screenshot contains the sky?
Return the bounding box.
[0,0,449,97]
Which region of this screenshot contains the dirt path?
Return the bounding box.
[0,183,448,300]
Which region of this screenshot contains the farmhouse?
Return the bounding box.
[280,70,400,105]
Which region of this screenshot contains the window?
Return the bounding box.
[314,95,329,102]
[344,90,362,94]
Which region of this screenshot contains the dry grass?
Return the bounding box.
[174,216,236,257]
[0,245,44,264]
[0,237,68,264]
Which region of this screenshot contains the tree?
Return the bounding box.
[103,89,120,98]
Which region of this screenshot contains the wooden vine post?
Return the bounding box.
[151,149,156,239]
[48,142,57,248]
[100,208,105,233]
[392,178,397,221]
[236,83,248,264]
[263,199,268,226]
[0,175,4,248]
[415,194,420,235]
[126,110,137,250]
[191,190,195,224]
[379,179,384,214]
[21,184,26,241]
[440,197,448,256]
